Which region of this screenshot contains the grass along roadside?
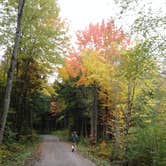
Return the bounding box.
[78,138,111,166]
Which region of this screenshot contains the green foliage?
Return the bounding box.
[20,0,68,64]
[114,0,166,57]
[31,92,51,114]
[78,138,111,166]
[0,127,39,165]
[0,0,69,64]
[127,121,166,166]
[52,129,70,141]
[3,126,17,144]
[0,140,39,166]
[0,0,69,140]
[54,79,92,133]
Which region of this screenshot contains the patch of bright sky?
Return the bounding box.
[58,0,119,33]
[58,0,165,35]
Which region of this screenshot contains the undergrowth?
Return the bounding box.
[0,131,40,166]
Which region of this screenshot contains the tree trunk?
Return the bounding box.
[125,82,132,135]
[103,105,109,140]
[125,80,136,135]
[81,120,84,136]
[0,0,25,144]
[85,119,88,138]
[90,84,98,144]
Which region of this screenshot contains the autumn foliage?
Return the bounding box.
[58,19,131,144]
[59,19,130,83]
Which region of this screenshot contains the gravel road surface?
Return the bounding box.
[33,135,96,166]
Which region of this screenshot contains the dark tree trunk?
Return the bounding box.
[0,0,26,144]
[103,93,109,140]
[85,119,88,138]
[90,84,98,144]
[81,120,83,136]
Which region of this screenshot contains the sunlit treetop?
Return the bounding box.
[76,19,130,53]
[59,19,131,84]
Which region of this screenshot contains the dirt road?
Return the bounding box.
[33,135,96,166]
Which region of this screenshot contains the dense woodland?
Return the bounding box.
[0,0,166,166]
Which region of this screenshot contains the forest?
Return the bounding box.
[0,0,166,166]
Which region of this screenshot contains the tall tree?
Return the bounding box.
[0,0,25,144]
[59,20,130,143]
[0,0,69,141]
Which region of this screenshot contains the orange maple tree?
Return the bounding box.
[60,19,130,81]
[58,19,131,143]
[76,19,130,63]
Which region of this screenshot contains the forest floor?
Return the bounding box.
[25,135,96,166]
